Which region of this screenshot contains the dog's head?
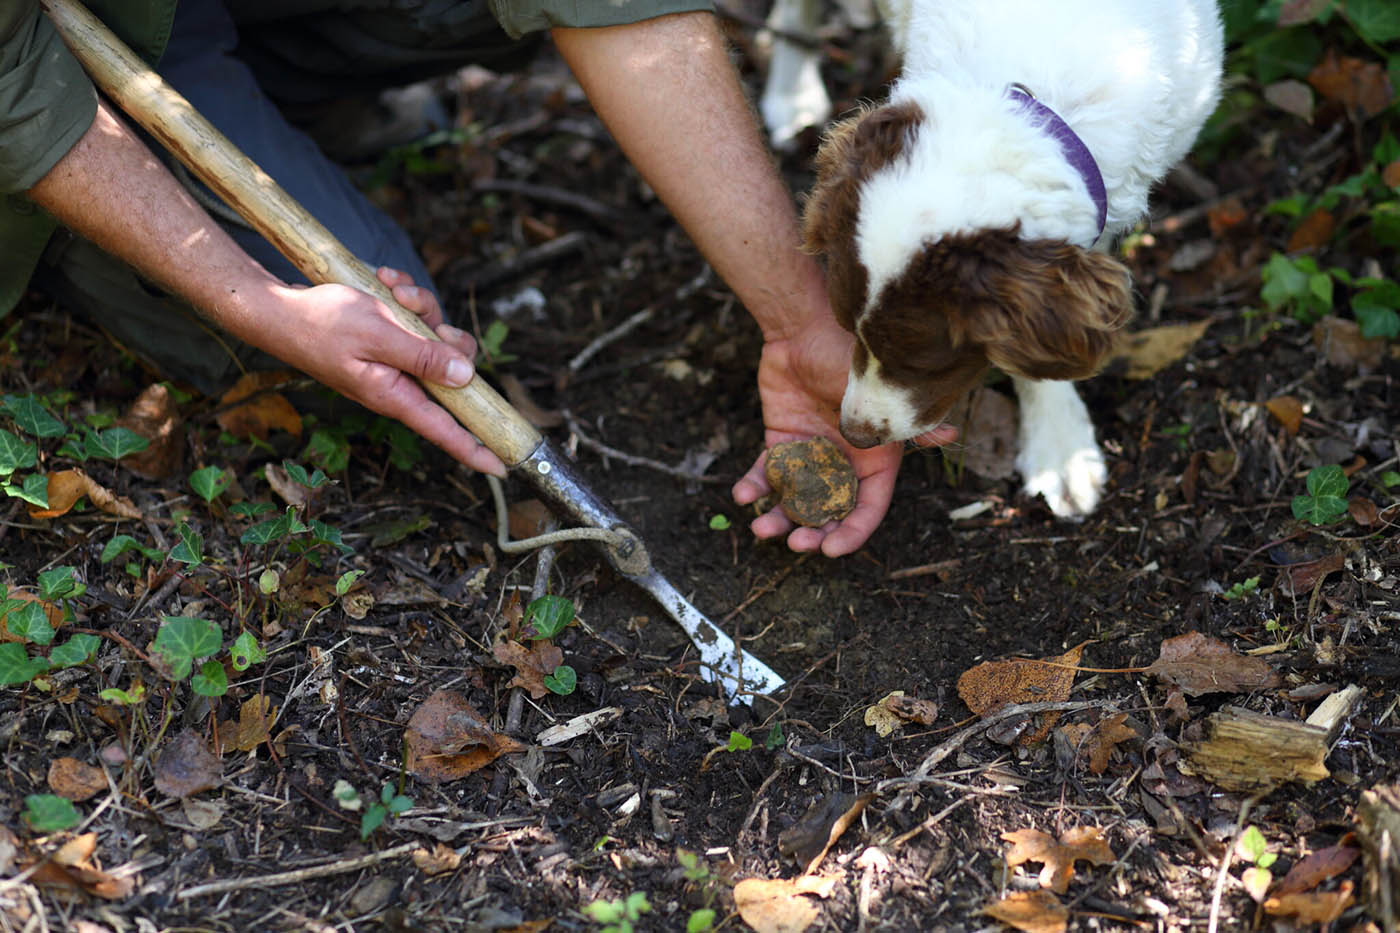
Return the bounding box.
[802,103,1133,448]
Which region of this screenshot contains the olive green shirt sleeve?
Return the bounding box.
[0,1,98,194]
[490,0,715,41]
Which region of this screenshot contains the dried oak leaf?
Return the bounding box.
[47,757,106,802]
[153,729,222,798]
[777,793,874,874]
[1003,825,1116,894]
[957,643,1084,745]
[1264,880,1354,924]
[733,875,837,933]
[217,695,276,755]
[1145,632,1280,697]
[115,383,183,479]
[492,638,563,700]
[404,689,524,783]
[1059,713,1140,775]
[981,889,1068,933]
[216,370,302,439]
[29,469,142,520]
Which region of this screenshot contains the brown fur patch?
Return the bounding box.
[801,102,924,331]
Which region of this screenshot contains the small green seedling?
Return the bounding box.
[360,782,413,840]
[708,514,732,531]
[99,681,147,705]
[582,891,651,933]
[1236,825,1277,902]
[1292,464,1350,525]
[476,319,518,370]
[765,721,785,751]
[524,595,578,696]
[678,850,719,932]
[1222,576,1260,600]
[23,794,81,833]
[727,731,753,752]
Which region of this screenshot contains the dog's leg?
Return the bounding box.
[758,0,831,149]
[1012,377,1107,518]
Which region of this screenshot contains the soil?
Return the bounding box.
[2,19,1399,933]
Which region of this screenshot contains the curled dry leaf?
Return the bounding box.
[1145,632,1281,697]
[884,693,939,726]
[412,842,462,876]
[1002,825,1116,894]
[404,689,524,783]
[217,695,276,755]
[216,370,303,439]
[1272,843,1360,898]
[47,757,106,802]
[25,832,134,900]
[732,875,837,933]
[1280,553,1345,596]
[29,469,142,520]
[492,638,564,700]
[864,691,906,737]
[981,889,1068,933]
[1308,50,1393,119]
[777,793,874,874]
[1060,713,1139,775]
[1264,880,1354,924]
[264,462,315,509]
[1286,208,1335,253]
[116,383,183,479]
[957,643,1084,745]
[1110,320,1211,381]
[152,729,222,799]
[1263,395,1304,436]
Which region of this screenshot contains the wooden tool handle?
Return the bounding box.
[41,0,544,467]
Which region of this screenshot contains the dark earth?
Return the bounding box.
[2,10,1399,932]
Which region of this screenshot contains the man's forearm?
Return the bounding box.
[552,13,829,342]
[27,100,286,340]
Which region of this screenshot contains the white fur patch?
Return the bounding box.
[1013,378,1106,517]
[839,356,923,444]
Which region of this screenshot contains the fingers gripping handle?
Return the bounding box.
[41,0,544,468]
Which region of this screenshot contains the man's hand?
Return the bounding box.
[269,267,506,476]
[731,319,957,557]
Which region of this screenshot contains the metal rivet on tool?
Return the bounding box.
[537,462,551,475]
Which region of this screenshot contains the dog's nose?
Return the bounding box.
[840,419,885,449]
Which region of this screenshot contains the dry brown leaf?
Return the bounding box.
[1264,880,1354,924]
[946,386,1018,480]
[1206,197,1248,237]
[47,757,106,802]
[216,371,302,439]
[957,643,1084,745]
[1384,160,1400,188]
[1081,713,1139,774]
[412,843,462,875]
[884,693,939,726]
[152,729,222,799]
[506,498,555,540]
[499,372,563,429]
[1003,826,1116,894]
[1314,315,1386,371]
[777,793,874,874]
[864,692,906,737]
[733,875,837,933]
[1263,79,1314,120]
[1145,632,1281,697]
[1273,844,1360,898]
[264,462,315,509]
[115,383,183,479]
[26,832,134,900]
[1286,208,1335,252]
[404,689,524,783]
[218,695,276,755]
[1349,498,1380,527]
[492,638,564,700]
[1111,320,1211,380]
[1278,0,1332,25]
[1308,50,1393,119]
[1281,553,1345,596]
[1263,395,1304,436]
[29,469,142,520]
[981,889,1068,933]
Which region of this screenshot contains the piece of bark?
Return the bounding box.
[1181,706,1329,792]
[1357,783,1400,930]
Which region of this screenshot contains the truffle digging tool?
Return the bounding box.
[43,0,784,702]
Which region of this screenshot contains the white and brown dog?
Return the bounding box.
[774,0,1223,517]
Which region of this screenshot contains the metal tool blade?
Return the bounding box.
[516,439,785,702]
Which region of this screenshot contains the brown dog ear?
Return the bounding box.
[920,229,1133,381]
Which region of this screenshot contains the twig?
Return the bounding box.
[1207,794,1261,933]
[560,409,727,484]
[177,843,417,900]
[473,179,620,225]
[566,307,655,377]
[450,231,587,294]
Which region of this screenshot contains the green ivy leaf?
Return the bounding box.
[3,395,66,438]
[1307,463,1350,498]
[151,616,223,681]
[282,460,330,489]
[38,566,84,602]
[101,534,164,564]
[23,794,80,833]
[84,427,149,461]
[49,634,101,668]
[303,429,351,474]
[544,664,577,696]
[765,721,785,750]
[4,474,49,508]
[170,522,205,566]
[190,659,229,697]
[360,803,388,840]
[6,601,54,646]
[0,429,37,476]
[335,570,365,596]
[189,466,232,504]
[525,595,575,640]
[1292,464,1350,525]
[687,908,717,933]
[229,501,276,520]
[0,643,49,685]
[229,632,267,671]
[1348,0,1400,42]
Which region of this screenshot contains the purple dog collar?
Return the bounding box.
[1005,83,1107,242]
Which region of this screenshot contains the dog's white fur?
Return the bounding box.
[773,0,1222,517]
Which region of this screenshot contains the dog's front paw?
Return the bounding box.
[1013,379,1107,519]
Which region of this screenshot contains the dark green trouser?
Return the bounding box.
[35,0,534,397]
